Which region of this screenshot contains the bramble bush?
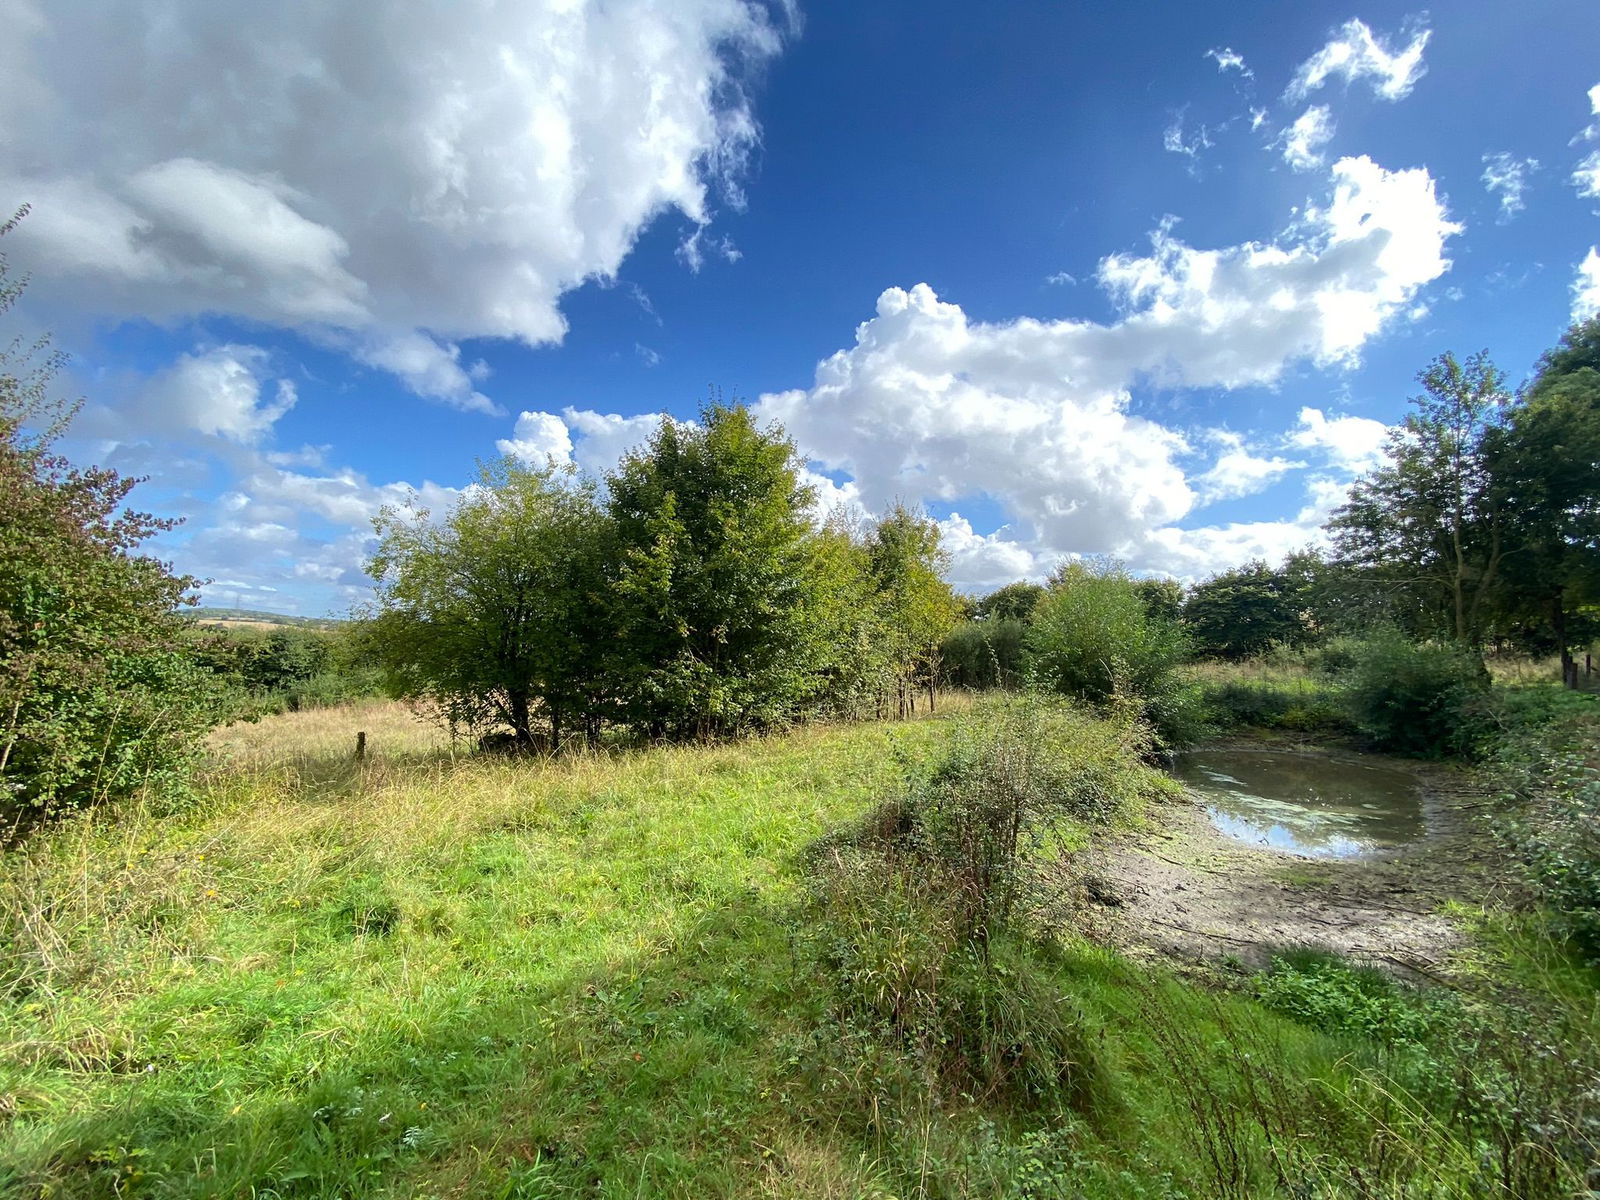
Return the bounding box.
[1501,737,1600,962]
[1,211,219,825]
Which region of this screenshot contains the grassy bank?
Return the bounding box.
[2,698,1596,1197]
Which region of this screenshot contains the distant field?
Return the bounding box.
[187,607,345,631]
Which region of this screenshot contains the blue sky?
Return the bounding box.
[4,0,1599,613]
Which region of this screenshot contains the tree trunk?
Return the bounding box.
[1553,592,1577,690]
[508,690,534,746]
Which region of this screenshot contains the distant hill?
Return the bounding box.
[187,607,347,631]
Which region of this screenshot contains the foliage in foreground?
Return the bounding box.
[0,212,218,825]
[1497,697,1600,962]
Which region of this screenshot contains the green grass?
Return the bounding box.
[3,702,962,1196]
[2,697,1595,1198]
[1182,659,1353,739]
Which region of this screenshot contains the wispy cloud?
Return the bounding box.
[1287,18,1431,103]
[1481,152,1538,221]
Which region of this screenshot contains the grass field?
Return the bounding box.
[2,695,1595,1198]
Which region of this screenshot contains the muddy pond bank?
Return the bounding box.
[1073,737,1498,979]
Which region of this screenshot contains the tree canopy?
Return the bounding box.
[1324,324,1600,683]
[1329,350,1509,645]
[366,459,610,748]
[1494,318,1600,682]
[1183,560,1310,659]
[605,403,850,737]
[363,403,964,746]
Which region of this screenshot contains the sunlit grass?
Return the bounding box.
[0,697,984,1196]
[1486,652,1600,690]
[2,687,1593,1198]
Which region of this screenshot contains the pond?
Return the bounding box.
[1173,749,1424,859]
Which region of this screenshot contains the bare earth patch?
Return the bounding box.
[1072,742,1500,981]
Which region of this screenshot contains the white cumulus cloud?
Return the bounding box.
[937,515,1048,591]
[1096,156,1459,378]
[1572,83,1600,204]
[497,411,576,467]
[3,0,789,410]
[1195,433,1301,504]
[495,407,673,480]
[1288,407,1390,474]
[79,344,297,446]
[1575,247,1600,321]
[754,154,1455,580]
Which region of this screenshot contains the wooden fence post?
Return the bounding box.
[355,731,367,762]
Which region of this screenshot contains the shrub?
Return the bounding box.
[939,618,1027,690]
[798,698,1152,1118]
[1342,633,1491,758]
[1025,561,1199,748]
[1306,635,1366,676]
[802,851,1101,1115]
[1199,677,1353,737]
[1253,949,1453,1047]
[1,217,220,824]
[881,697,1156,945]
[1503,744,1600,962]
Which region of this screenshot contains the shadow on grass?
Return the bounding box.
[6,874,1145,1200]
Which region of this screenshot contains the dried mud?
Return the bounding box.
[1072,740,1501,981]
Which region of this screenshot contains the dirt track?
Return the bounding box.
[1072,743,1500,981]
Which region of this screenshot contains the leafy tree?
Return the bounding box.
[974,581,1045,623]
[1183,560,1309,659]
[365,458,611,749]
[1329,351,1509,644]
[1135,577,1184,625]
[801,517,893,717]
[1494,318,1600,685]
[1025,560,1195,743]
[863,504,962,716]
[1,209,217,821]
[939,618,1028,689]
[1026,560,1187,702]
[1279,548,1359,638]
[605,403,839,737]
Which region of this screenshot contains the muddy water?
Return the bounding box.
[1173,750,1423,858]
